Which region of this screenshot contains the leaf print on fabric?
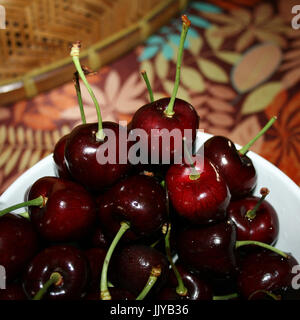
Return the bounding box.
[61,70,147,126]
[262,90,300,184]
[228,116,263,154]
[280,31,300,89]
[197,58,228,83]
[241,82,282,114]
[200,3,289,52]
[231,43,282,94]
[180,67,205,92]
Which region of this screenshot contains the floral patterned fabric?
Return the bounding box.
[0,0,299,193]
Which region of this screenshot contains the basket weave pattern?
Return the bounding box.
[0,0,165,81]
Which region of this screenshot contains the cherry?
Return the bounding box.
[85,288,135,300]
[0,283,27,300]
[53,134,72,180]
[96,174,167,241]
[65,122,131,192]
[84,224,110,249]
[84,247,107,291]
[204,117,276,198]
[157,264,213,300]
[130,16,199,164]
[177,220,237,276]
[28,176,96,242]
[227,188,279,245]
[166,156,230,224]
[111,244,169,296]
[23,245,89,300]
[0,214,38,282]
[65,42,131,192]
[237,250,299,300]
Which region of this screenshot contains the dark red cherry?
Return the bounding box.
[111,244,169,296]
[28,177,96,242]
[84,247,107,291]
[227,191,279,245]
[166,157,230,224]
[177,220,237,276]
[85,288,135,300]
[0,283,27,300]
[237,250,299,300]
[0,214,38,282]
[157,264,212,300]
[85,224,110,249]
[65,122,131,192]
[23,245,89,300]
[53,134,72,180]
[130,97,199,164]
[96,175,167,241]
[204,136,257,198]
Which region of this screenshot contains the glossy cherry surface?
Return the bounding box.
[228,196,279,244]
[23,245,89,300]
[96,175,167,241]
[177,220,237,275]
[28,177,96,242]
[53,134,72,180]
[204,136,257,198]
[0,283,27,300]
[0,214,38,282]
[237,250,299,299]
[130,98,199,163]
[166,157,230,224]
[111,244,169,296]
[84,247,107,291]
[157,264,212,300]
[65,122,131,192]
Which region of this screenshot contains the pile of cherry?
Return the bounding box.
[0,16,299,301]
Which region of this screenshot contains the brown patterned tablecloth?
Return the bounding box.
[0,0,300,193]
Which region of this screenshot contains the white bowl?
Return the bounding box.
[1,133,300,262]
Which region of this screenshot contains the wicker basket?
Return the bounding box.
[0,0,189,105]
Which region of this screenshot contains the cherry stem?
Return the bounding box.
[246,188,269,220]
[0,195,46,217]
[19,211,30,220]
[183,137,200,180]
[136,266,161,300]
[165,223,188,297]
[32,272,62,300]
[236,240,288,259]
[73,71,86,124]
[239,116,277,155]
[141,70,154,103]
[248,290,281,300]
[164,15,191,117]
[100,221,130,300]
[213,293,239,300]
[70,42,105,141]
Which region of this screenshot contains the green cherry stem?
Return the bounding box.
[141,70,154,103]
[246,188,269,220]
[165,223,188,296]
[70,41,105,141]
[32,272,62,300]
[73,71,86,124]
[100,221,130,300]
[136,266,161,300]
[239,116,277,155]
[248,290,281,300]
[236,240,288,259]
[213,293,239,300]
[0,195,47,217]
[164,15,191,117]
[183,137,200,180]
